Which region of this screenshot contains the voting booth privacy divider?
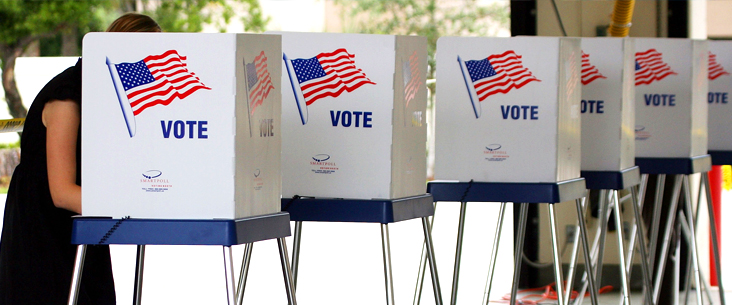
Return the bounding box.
[434,36,581,183]
[81,33,282,219]
[277,32,428,200]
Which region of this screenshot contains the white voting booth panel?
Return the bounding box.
[580,38,635,171]
[708,40,732,151]
[277,32,428,199]
[81,33,282,219]
[634,38,708,158]
[434,36,582,183]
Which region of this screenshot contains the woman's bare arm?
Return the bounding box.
[42,99,81,213]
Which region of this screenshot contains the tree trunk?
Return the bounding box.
[0,44,28,119]
[61,28,79,56]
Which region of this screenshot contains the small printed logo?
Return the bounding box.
[484,144,509,161]
[254,169,261,178]
[312,154,331,162]
[310,154,339,174]
[253,169,264,191]
[140,170,171,192]
[142,170,162,179]
[485,144,502,151]
[635,125,651,140]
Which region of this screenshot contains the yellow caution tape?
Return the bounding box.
[0,118,25,133]
[723,165,731,191]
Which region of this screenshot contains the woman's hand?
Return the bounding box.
[43,99,81,213]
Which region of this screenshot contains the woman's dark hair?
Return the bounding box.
[106,13,162,33]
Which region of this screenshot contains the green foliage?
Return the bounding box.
[138,0,269,33]
[0,140,20,149]
[336,0,509,78]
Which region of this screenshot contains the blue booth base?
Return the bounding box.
[71,212,292,246]
[280,194,434,224]
[581,166,641,190]
[709,150,732,166]
[426,178,586,204]
[635,155,711,175]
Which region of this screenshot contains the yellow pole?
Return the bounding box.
[0,118,25,133]
[609,0,635,37]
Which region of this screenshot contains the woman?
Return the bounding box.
[0,13,161,305]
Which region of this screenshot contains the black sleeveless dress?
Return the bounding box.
[0,59,116,304]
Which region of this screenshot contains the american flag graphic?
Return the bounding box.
[635,49,677,86]
[113,50,210,115]
[462,50,541,102]
[403,51,421,107]
[288,48,375,106]
[709,51,730,81]
[246,51,275,115]
[581,51,606,85]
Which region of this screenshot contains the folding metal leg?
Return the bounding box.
[611,191,631,305]
[67,244,87,305]
[648,174,667,273]
[291,221,303,290]
[510,203,529,305]
[702,173,727,305]
[236,243,253,305]
[595,190,612,286]
[450,202,468,305]
[482,202,507,305]
[133,245,146,305]
[277,237,298,305]
[548,204,567,305]
[223,246,237,305]
[381,224,396,305]
[681,176,704,305]
[413,204,436,305]
[652,175,683,304]
[627,184,655,305]
[576,198,600,305]
[563,194,586,304]
[421,216,444,305]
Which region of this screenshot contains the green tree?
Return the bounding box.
[335,0,509,179]
[0,0,269,120]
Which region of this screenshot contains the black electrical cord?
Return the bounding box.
[551,0,568,37]
[98,216,131,244]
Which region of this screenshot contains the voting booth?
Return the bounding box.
[580,38,635,172]
[632,38,716,305]
[634,38,708,159]
[435,36,581,183]
[428,37,601,305]
[81,33,282,220]
[708,40,732,155]
[278,32,428,200]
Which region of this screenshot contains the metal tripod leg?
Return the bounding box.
[278,237,298,305]
[702,173,727,305]
[450,202,468,305]
[510,203,529,305]
[381,224,396,305]
[134,245,146,305]
[563,195,585,304]
[628,184,655,305]
[413,203,437,305]
[422,216,444,305]
[548,204,567,305]
[612,190,631,305]
[648,174,667,273]
[224,246,237,305]
[576,193,614,305]
[652,175,683,305]
[576,198,600,305]
[482,202,507,305]
[236,243,253,305]
[291,221,303,291]
[682,176,705,305]
[67,245,87,305]
[596,190,612,286]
